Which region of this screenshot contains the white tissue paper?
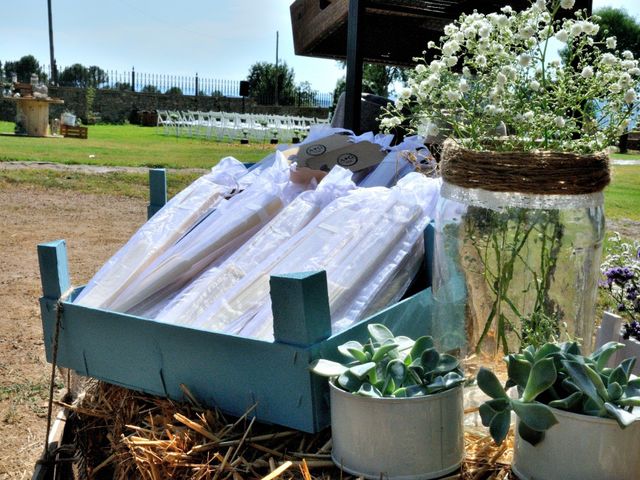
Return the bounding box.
[105,151,299,313]
[190,173,441,340]
[151,166,356,324]
[74,156,248,309]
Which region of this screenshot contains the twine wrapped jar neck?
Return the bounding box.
[440,139,610,195]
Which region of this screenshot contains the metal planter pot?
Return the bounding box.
[513,407,640,480]
[329,382,464,480]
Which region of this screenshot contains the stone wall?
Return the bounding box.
[0,87,330,124]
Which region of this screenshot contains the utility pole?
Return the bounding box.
[47,0,58,84]
[274,31,279,106]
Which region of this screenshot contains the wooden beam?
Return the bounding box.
[344,0,365,133]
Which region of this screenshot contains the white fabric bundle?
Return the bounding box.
[151,166,356,325]
[190,173,441,339]
[74,157,248,309]
[106,152,298,313]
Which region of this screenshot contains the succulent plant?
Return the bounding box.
[310,323,465,398]
[478,341,640,446]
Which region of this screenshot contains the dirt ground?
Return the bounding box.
[0,173,637,479]
[0,183,146,479]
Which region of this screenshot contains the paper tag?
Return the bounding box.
[305,141,387,172]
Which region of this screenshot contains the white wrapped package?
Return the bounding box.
[152,166,356,325]
[242,175,440,339]
[192,173,438,338]
[74,157,248,309]
[359,135,429,188]
[107,152,297,313]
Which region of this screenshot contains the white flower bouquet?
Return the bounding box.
[383,0,639,153]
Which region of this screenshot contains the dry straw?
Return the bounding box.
[440,139,611,195]
[50,381,514,479]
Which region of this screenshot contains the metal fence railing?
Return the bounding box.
[47,65,332,108]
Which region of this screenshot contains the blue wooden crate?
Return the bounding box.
[38,169,436,433]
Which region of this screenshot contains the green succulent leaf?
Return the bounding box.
[405,384,429,397]
[607,382,624,401]
[410,336,434,360]
[518,421,545,446]
[477,367,509,399]
[426,376,445,393]
[337,372,362,392]
[534,343,561,362]
[590,341,624,371]
[356,383,382,398]
[561,378,580,393]
[372,342,400,362]
[421,348,440,372]
[337,340,370,362]
[522,358,557,402]
[609,365,629,388]
[489,410,511,445]
[479,398,510,427]
[386,359,407,386]
[310,359,348,378]
[367,323,394,344]
[506,355,532,389]
[604,402,639,428]
[442,371,465,389]
[511,400,558,432]
[348,362,376,379]
[436,354,460,373]
[619,358,637,378]
[561,342,581,356]
[617,396,640,407]
[523,345,536,363]
[548,391,583,410]
[393,387,408,398]
[561,360,606,411]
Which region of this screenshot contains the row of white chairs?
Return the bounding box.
[156,110,330,142]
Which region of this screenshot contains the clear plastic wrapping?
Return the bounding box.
[106,152,298,313]
[74,157,248,309]
[151,166,356,324]
[190,173,441,340]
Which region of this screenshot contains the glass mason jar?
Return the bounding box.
[431,141,608,361]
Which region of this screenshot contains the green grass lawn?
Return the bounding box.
[605,165,640,222]
[0,121,271,168]
[1,121,638,222]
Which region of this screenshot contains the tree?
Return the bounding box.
[113,82,132,91]
[296,81,317,106]
[141,84,159,93]
[594,7,640,58]
[332,63,407,111]
[593,8,640,151]
[165,86,183,96]
[4,55,44,83]
[246,61,296,105]
[59,63,108,88]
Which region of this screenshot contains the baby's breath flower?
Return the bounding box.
[555,29,569,43]
[459,78,470,93]
[560,0,575,9]
[415,64,427,74]
[475,55,487,67]
[427,41,436,49]
[555,116,566,128]
[530,80,541,91]
[623,50,634,60]
[624,89,637,104]
[606,37,617,49]
[570,22,583,37]
[601,52,617,66]
[581,66,594,78]
[518,54,532,67]
[445,90,462,102]
[523,111,535,121]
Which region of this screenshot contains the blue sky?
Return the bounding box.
[1,0,638,94]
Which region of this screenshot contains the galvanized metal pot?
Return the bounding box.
[512,407,640,480]
[329,382,464,479]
